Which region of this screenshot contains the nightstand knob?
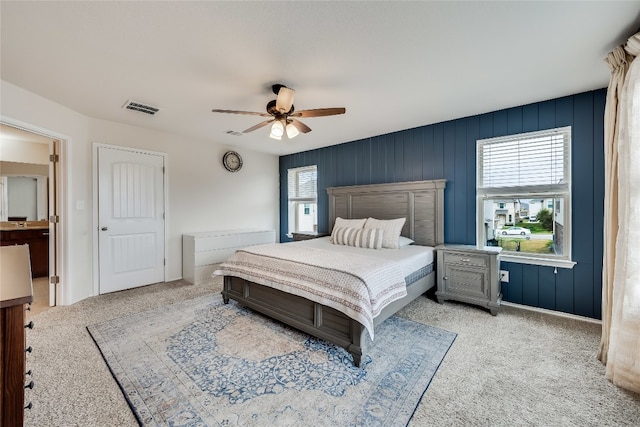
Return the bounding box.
[25,402,33,410]
[25,380,35,390]
[443,276,448,280]
[25,346,33,353]
[25,320,34,329]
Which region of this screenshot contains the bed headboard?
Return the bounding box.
[326,179,446,247]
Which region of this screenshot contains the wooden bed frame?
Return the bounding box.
[222,179,446,366]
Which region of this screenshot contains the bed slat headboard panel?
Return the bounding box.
[327,179,446,247]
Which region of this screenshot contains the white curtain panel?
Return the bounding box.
[599,45,630,364]
[605,33,640,394]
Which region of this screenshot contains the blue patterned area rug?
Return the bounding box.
[87,294,456,427]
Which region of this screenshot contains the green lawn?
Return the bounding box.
[498,237,553,253]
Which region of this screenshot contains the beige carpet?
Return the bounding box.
[24,277,639,426]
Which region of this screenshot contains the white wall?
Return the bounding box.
[1,80,280,305]
[0,139,49,164]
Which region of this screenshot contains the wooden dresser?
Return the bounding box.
[0,244,34,427]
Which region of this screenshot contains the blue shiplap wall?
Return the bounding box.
[279,89,605,319]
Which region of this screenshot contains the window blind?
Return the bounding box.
[288,166,317,202]
[477,127,570,195]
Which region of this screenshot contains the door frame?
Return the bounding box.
[92,143,168,295]
[0,116,68,306]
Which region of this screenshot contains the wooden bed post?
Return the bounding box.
[349,321,364,367]
[222,276,231,304]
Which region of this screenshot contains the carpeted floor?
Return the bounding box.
[24,277,640,426]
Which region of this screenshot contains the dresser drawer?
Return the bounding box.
[443,252,488,268]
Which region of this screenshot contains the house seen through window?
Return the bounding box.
[476,127,573,266]
[287,165,317,236]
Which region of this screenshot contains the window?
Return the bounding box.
[287,165,317,236]
[477,127,574,267]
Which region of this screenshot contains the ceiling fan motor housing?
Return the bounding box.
[272,84,287,95]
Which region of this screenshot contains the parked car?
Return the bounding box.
[500,226,531,236]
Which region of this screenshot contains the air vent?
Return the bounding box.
[122,100,160,115]
[225,130,244,137]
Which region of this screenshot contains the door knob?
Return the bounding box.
[101,227,108,231]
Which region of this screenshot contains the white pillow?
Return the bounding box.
[331,226,383,250]
[334,217,366,229]
[364,217,406,249]
[398,236,414,247]
[331,217,367,242]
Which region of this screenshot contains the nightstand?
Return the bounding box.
[291,231,329,241]
[435,244,502,315]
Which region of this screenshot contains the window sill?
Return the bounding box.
[499,254,576,269]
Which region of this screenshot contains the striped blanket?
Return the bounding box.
[213,243,407,339]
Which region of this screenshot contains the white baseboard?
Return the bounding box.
[501,301,602,325]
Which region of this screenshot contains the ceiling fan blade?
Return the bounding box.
[291,107,346,118]
[211,109,270,117]
[243,119,274,133]
[275,87,295,113]
[291,118,312,134]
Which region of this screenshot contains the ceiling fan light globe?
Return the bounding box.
[269,133,282,141]
[270,120,284,137]
[286,123,300,139]
[276,87,295,113]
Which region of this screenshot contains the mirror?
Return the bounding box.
[0,175,48,222]
[0,124,52,222]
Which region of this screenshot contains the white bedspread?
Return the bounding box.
[213,242,408,339]
[295,237,435,277]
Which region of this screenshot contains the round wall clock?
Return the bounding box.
[222,151,243,172]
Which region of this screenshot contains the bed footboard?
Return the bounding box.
[222,276,366,366]
[222,268,435,367]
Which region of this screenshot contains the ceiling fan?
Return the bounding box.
[212,84,346,140]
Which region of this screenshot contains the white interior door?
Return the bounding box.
[98,146,165,293]
[49,139,59,306]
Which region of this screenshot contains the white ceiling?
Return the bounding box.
[1,1,638,156]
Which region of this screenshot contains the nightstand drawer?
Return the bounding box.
[443,265,488,299]
[443,252,488,268]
